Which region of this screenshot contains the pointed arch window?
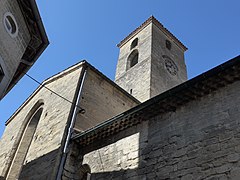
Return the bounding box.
[6,101,44,179]
[127,49,139,70]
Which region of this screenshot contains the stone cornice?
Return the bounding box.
[117,16,187,51]
[73,55,240,147]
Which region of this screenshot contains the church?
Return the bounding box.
[0,13,240,180]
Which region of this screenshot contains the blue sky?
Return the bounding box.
[1,0,240,137]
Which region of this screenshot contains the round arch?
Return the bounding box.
[127,49,139,70]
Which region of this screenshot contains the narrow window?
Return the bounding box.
[166,39,171,50]
[79,164,91,180]
[130,89,133,94]
[130,38,138,50]
[127,49,139,70]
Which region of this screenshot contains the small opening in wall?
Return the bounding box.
[130,38,138,50]
[130,89,133,94]
[3,12,18,37]
[166,39,171,50]
[80,164,91,180]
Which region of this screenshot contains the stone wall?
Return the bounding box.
[115,24,152,102]
[81,80,240,179]
[75,68,139,132]
[0,65,83,179]
[0,0,30,97]
[150,23,187,98]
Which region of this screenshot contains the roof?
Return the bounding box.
[117,16,187,51]
[72,55,240,146]
[4,0,49,97]
[5,60,139,125]
[5,61,85,125]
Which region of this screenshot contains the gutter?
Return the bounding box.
[72,55,240,144]
[56,65,88,179]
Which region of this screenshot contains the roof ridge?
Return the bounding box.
[117,16,187,51]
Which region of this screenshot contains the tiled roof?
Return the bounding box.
[117,16,187,51]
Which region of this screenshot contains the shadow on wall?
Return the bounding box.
[18,149,60,180]
[77,81,240,179]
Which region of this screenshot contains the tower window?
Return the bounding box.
[130,38,138,50]
[166,40,171,50]
[127,49,139,70]
[0,64,4,83]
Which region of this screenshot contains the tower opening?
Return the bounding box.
[127,49,139,70]
[130,38,138,50]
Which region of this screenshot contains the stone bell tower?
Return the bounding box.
[115,16,188,102]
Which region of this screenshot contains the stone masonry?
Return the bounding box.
[115,16,187,102]
[0,0,30,97]
[0,61,138,179]
[0,64,83,179]
[79,78,240,180]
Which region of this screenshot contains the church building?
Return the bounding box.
[0,16,240,180]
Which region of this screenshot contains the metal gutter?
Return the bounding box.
[72,55,240,144]
[56,65,87,179]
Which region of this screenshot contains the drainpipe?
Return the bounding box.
[56,66,87,179]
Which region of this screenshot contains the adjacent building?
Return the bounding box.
[0,0,48,100]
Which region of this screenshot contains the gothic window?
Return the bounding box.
[6,101,44,179]
[166,39,171,50]
[127,49,139,70]
[130,38,138,50]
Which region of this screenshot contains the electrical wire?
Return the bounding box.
[25,73,84,111]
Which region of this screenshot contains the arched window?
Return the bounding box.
[79,164,91,180]
[127,49,139,70]
[6,102,44,179]
[166,39,171,50]
[130,38,138,50]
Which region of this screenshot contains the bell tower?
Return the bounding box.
[115,16,188,102]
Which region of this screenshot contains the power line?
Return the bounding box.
[25,73,84,112]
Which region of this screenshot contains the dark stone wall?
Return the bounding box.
[81,81,240,179]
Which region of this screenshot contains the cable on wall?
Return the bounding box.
[25,73,85,113]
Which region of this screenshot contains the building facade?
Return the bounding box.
[0,16,240,180]
[0,0,48,100]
